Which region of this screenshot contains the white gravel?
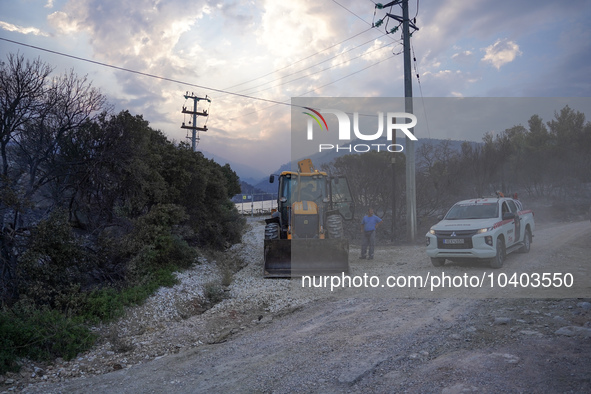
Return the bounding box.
[8,217,321,390]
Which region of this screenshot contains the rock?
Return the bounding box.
[553,316,568,324]
[5,378,15,385]
[493,317,512,325]
[490,353,520,364]
[442,383,480,393]
[577,302,591,311]
[555,326,591,338]
[519,330,542,336]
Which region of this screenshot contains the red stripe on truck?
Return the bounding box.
[493,219,514,229]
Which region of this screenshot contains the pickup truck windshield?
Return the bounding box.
[445,203,498,220]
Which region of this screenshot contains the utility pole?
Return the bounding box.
[402,0,417,243]
[391,155,396,242]
[181,92,210,152]
[376,0,419,242]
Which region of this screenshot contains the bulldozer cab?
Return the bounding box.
[281,174,325,206]
[276,172,354,233]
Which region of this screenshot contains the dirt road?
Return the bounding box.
[19,220,591,393]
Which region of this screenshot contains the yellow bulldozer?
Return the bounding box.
[263,159,355,277]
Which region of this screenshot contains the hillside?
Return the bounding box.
[252,137,479,193]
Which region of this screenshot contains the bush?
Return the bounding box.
[0,300,96,375]
[202,280,227,306]
[78,266,180,323]
[17,209,90,308]
[116,204,197,285]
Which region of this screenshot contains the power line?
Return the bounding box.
[0,36,398,121]
[0,36,300,109]
[223,0,406,94]
[222,0,401,99]
[301,54,395,95]
[223,1,403,95]
[221,53,398,121]
[221,34,387,98]
[411,41,430,139]
[0,35,396,111]
[235,38,397,98]
[223,31,394,99]
[332,0,374,27]
[223,27,374,91]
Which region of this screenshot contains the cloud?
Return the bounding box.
[45,0,216,125]
[47,12,78,34]
[420,69,479,97]
[481,38,522,69]
[0,21,49,36]
[47,0,211,72]
[24,0,587,174]
[451,50,472,60]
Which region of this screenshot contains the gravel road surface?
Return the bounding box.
[8,218,591,393]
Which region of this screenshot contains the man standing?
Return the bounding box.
[360,208,382,260]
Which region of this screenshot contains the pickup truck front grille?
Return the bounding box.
[435,230,477,249]
[435,230,478,249]
[434,229,479,237]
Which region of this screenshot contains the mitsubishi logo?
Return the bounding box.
[451,232,457,237]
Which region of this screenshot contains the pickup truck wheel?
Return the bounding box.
[430,257,445,267]
[490,237,505,269]
[518,228,531,253]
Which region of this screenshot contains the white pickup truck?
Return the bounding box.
[425,197,534,268]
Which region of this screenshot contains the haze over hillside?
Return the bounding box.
[201,150,268,186]
[249,137,478,194]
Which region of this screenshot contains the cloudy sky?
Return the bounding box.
[1,0,590,175]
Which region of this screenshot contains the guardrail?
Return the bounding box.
[236,200,278,216]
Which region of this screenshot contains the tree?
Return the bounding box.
[0,53,106,302]
[416,139,467,217]
[546,106,591,196]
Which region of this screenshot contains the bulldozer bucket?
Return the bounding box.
[263,239,292,278]
[264,238,350,278]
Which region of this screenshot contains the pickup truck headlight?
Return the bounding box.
[477,227,492,234]
[429,228,436,235]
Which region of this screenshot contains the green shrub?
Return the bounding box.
[80,287,124,322]
[0,300,96,375]
[202,280,227,306]
[77,265,180,323]
[17,209,90,308]
[116,204,197,285]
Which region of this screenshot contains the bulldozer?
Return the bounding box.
[263,159,355,277]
